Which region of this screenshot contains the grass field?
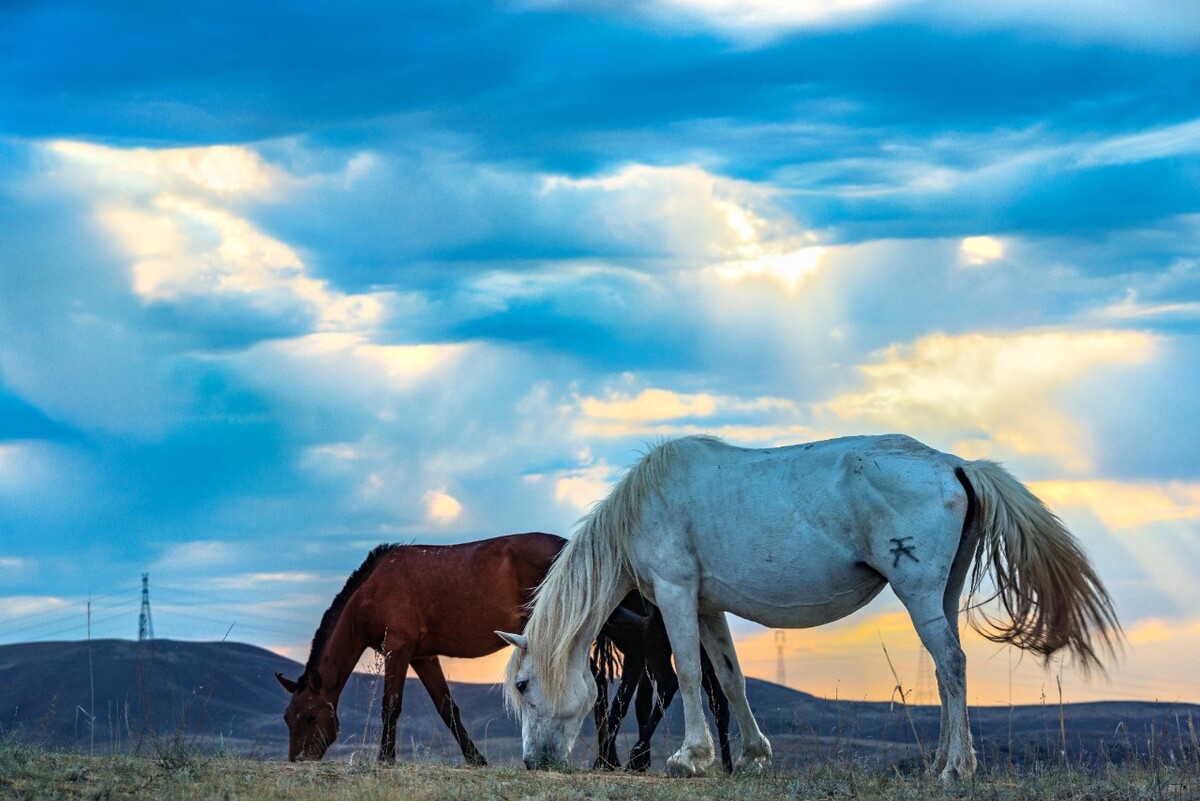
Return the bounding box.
[2,737,1197,801]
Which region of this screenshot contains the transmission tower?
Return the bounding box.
[138,573,155,641]
[775,630,787,687]
[914,647,934,705]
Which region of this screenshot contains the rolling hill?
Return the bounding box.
[0,639,1192,770]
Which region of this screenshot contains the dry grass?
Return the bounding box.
[1,736,1196,801]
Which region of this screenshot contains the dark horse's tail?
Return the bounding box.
[590,631,623,688]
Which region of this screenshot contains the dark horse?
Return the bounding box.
[276,532,567,763]
[593,592,733,773]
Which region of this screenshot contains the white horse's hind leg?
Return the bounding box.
[900,595,975,780]
[697,612,772,772]
[653,582,715,776]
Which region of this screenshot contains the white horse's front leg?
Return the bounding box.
[698,612,772,773]
[654,583,715,777]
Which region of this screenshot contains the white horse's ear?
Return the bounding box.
[496,631,528,650]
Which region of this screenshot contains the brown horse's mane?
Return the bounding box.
[301,542,398,682]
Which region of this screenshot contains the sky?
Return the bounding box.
[1,0,1199,710]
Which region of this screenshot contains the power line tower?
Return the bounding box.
[915,648,934,705]
[775,630,787,687]
[138,573,155,641]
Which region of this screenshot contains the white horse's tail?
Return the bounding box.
[957,461,1121,672]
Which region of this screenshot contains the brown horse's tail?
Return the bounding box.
[957,461,1121,672]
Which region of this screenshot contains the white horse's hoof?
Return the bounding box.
[734,755,771,775]
[665,756,702,777]
[936,753,977,781]
[734,737,773,774]
[666,746,712,777]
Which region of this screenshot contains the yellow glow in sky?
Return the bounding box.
[960,235,1005,265]
[424,489,464,523]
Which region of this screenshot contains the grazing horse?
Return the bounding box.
[594,594,732,773]
[275,531,689,766]
[277,532,568,763]
[499,435,1120,779]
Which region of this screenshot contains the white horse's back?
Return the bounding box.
[630,435,970,628]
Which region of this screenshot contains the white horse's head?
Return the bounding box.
[498,630,596,770]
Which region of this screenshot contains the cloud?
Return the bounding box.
[153,540,239,570]
[47,141,390,344]
[204,572,323,591]
[542,164,825,287]
[920,0,1200,50]
[612,0,1200,49]
[823,328,1158,472]
[1031,480,1200,531]
[424,489,463,523]
[572,385,810,443]
[959,235,1004,266]
[551,464,619,514]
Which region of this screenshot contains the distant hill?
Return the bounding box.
[0,639,1193,770]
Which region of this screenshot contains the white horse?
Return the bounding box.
[498,434,1119,779]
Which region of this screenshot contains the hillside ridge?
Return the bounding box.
[0,639,1191,769]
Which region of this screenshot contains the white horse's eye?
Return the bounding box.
[516,679,529,694]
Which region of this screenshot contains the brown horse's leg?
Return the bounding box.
[380,650,411,763]
[411,656,487,766]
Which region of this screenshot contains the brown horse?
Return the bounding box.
[276,532,567,763]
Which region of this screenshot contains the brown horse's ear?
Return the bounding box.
[276,672,299,694]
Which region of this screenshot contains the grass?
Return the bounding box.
[1,735,1197,801]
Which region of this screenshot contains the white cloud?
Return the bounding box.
[231,334,469,416]
[0,596,68,618]
[823,329,1158,472]
[1076,117,1200,168]
[926,0,1200,49]
[550,0,909,44]
[153,540,238,569]
[424,489,463,523]
[47,140,390,335]
[1030,480,1200,531]
[553,464,619,513]
[544,164,826,294]
[959,235,1005,266]
[1095,289,1200,322]
[623,0,1200,48]
[572,385,809,442]
[47,140,288,197]
[0,557,28,573]
[205,572,323,590]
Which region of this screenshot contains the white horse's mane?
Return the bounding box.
[505,435,721,712]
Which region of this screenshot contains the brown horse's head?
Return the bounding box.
[276,670,339,761]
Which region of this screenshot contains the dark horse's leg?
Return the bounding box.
[594,650,644,770]
[379,650,410,763]
[411,656,487,766]
[700,648,733,773]
[627,662,677,772]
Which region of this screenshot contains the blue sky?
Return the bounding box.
[2,0,1199,705]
